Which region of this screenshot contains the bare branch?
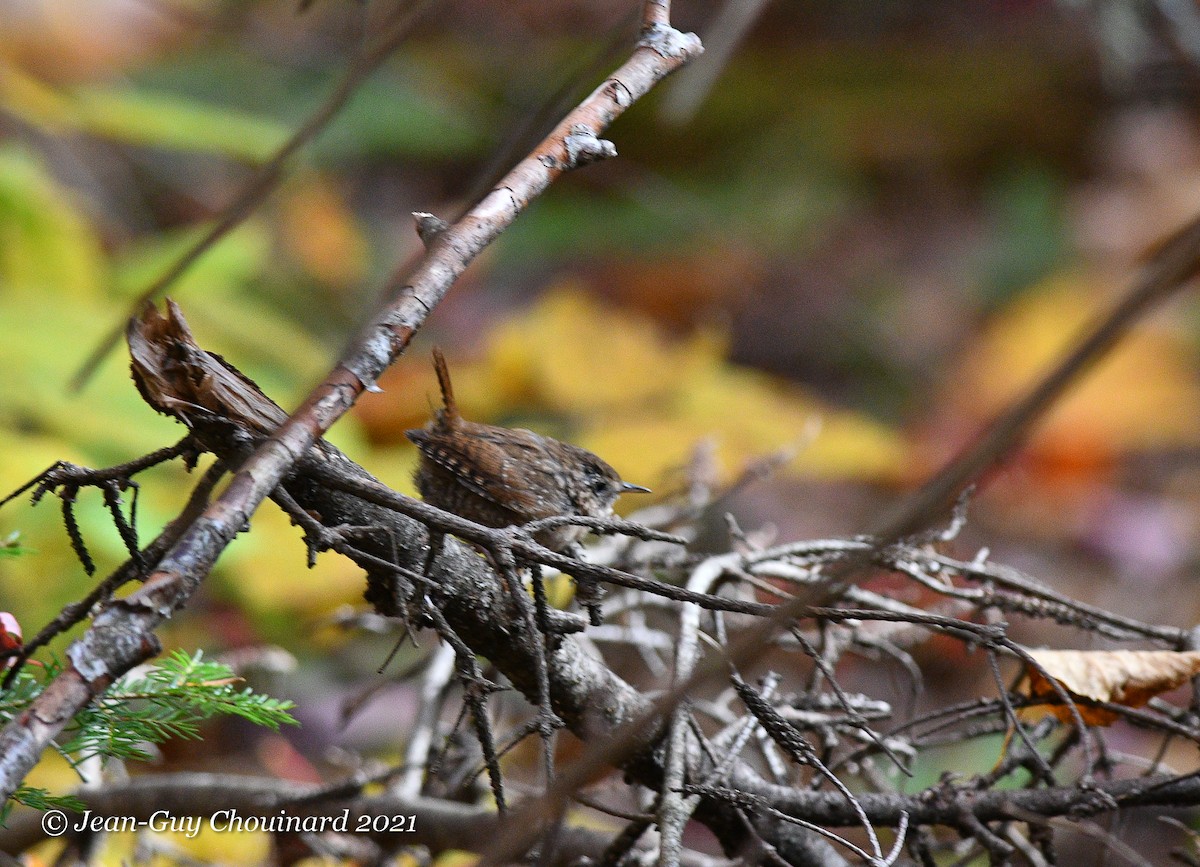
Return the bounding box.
[0,11,702,806]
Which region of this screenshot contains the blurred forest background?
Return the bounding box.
[4,0,1200,861]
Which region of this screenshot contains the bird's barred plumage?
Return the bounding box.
[404,349,648,551]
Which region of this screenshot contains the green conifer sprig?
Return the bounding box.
[61,649,298,763]
[1,648,297,820]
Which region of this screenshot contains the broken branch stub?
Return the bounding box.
[128,301,289,440]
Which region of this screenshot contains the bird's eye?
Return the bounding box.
[582,462,610,495]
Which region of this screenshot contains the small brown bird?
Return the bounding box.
[405,349,649,551]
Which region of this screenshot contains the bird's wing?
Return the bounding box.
[406,425,563,518]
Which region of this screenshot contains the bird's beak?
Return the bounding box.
[621,482,651,494]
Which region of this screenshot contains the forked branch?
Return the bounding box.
[0,2,702,813]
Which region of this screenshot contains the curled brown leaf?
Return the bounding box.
[1022,647,1200,725]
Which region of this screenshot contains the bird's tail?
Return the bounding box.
[431,347,459,426]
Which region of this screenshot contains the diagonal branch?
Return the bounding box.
[471,206,1200,867]
[873,210,1200,541]
[111,299,804,860]
[0,8,702,808]
[69,0,436,391]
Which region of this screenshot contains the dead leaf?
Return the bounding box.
[1021,647,1200,725]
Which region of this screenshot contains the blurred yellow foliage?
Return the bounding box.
[19,751,77,808]
[360,285,910,493]
[220,505,368,629]
[0,64,290,162]
[490,286,909,486]
[488,284,725,413]
[0,145,104,300]
[433,850,481,867]
[0,61,77,131]
[945,271,1200,461]
[154,822,270,865]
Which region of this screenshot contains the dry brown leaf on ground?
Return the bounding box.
[1021,647,1200,725]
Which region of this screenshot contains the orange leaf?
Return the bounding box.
[279,175,367,288]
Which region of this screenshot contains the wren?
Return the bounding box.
[405,349,649,551]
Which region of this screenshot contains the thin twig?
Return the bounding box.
[396,642,457,799]
[69,0,436,390]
